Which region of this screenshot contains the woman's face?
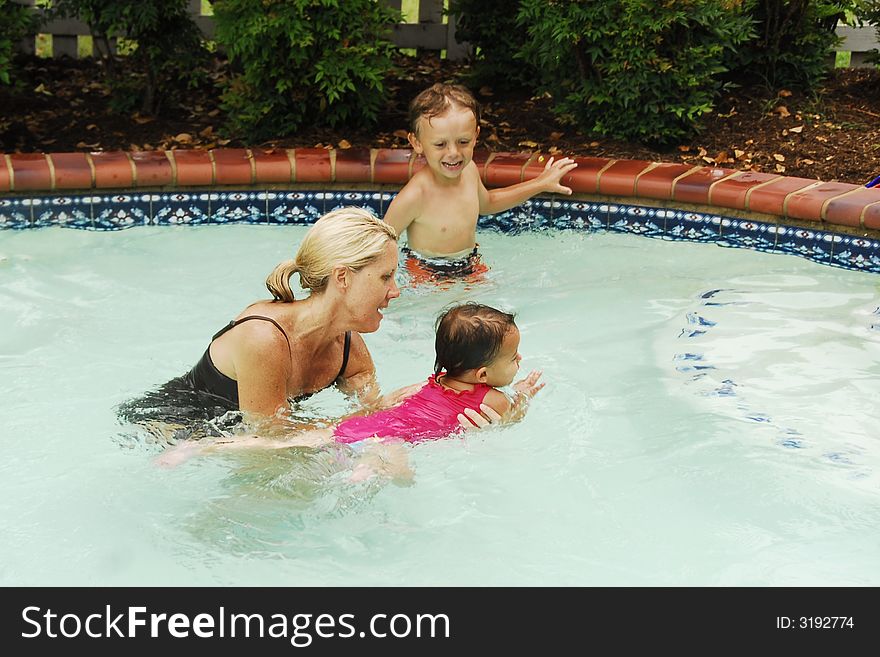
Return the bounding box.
[346,241,400,332]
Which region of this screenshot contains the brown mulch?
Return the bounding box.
[2,52,879,185]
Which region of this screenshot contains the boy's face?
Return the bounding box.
[408,104,479,181]
[481,327,522,387]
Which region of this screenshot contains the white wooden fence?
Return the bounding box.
[14,0,880,67]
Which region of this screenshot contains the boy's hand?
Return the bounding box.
[536,156,578,195]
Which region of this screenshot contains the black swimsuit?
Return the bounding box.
[184,315,352,408]
[117,316,352,431]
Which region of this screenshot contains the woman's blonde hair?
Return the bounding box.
[266,207,398,302]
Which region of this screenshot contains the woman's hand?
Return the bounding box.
[457,404,503,431]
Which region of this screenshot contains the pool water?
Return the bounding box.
[1,224,879,585]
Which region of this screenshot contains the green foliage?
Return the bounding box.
[0,0,38,85]
[516,0,754,145]
[854,0,880,64]
[213,0,400,142]
[726,1,850,90]
[449,0,534,91]
[51,0,208,114]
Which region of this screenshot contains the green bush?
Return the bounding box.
[516,0,754,145]
[449,0,533,91]
[51,0,208,114]
[854,0,880,65]
[213,0,400,142]
[726,0,851,90]
[0,0,37,86]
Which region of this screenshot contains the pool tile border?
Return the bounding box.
[3,148,880,271]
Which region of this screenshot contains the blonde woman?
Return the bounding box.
[120,207,496,435]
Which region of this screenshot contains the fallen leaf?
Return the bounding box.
[745,139,754,145]
[589,141,600,148]
[338,139,351,149]
[85,124,97,131]
[801,158,815,165]
[782,129,789,137]
[549,145,561,154]
[677,145,691,152]
[714,151,729,164]
[698,147,708,157]
[132,114,154,124]
[789,125,803,134]
[392,129,409,139]
[199,125,214,138]
[778,89,793,97]
[208,109,220,117]
[775,163,786,172]
[734,149,746,159]
[217,138,231,146]
[485,133,501,144]
[773,153,785,162]
[702,156,715,164]
[34,83,52,96]
[175,133,193,144]
[76,141,100,149]
[773,105,791,118]
[518,140,539,148]
[479,85,493,96]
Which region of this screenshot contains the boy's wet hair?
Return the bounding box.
[409,83,481,136]
[434,303,516,378]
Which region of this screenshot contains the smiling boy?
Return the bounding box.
[384,83,577,278]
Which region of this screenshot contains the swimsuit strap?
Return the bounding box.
[212,315,292,356]
[336,331,352,381]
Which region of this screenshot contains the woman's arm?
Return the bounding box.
[336,333,423,414]
[232,322,292,417]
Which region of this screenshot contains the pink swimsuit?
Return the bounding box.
[333,375,493,444]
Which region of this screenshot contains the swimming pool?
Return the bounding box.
[1,214,879,585]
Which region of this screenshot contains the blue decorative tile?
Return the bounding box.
[91,193,151,230]
[719,217,778,252]
[3,188,880,274]
[210,191,264,224]
[153,192,211,226]
[828,234,880,272]
[544,199,605,231]
[266,192,322,225]
[0,197,31,229]
[35,194,93,229]
[324,190,383,217]
[608,204,665,237]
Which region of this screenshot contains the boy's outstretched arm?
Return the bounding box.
[478,156,578,216]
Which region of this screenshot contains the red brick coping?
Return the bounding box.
[2,148,879,234]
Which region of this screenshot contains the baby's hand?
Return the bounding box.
[535,156,578,195]
[513,369,545,399]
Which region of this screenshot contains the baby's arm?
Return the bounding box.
[481,369,545,424]
[478,156,578,215]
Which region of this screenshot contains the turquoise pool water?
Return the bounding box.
[1,224,878,585]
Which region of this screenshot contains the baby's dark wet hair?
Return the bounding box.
[409,83,481,136]
[434,303,517,378]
